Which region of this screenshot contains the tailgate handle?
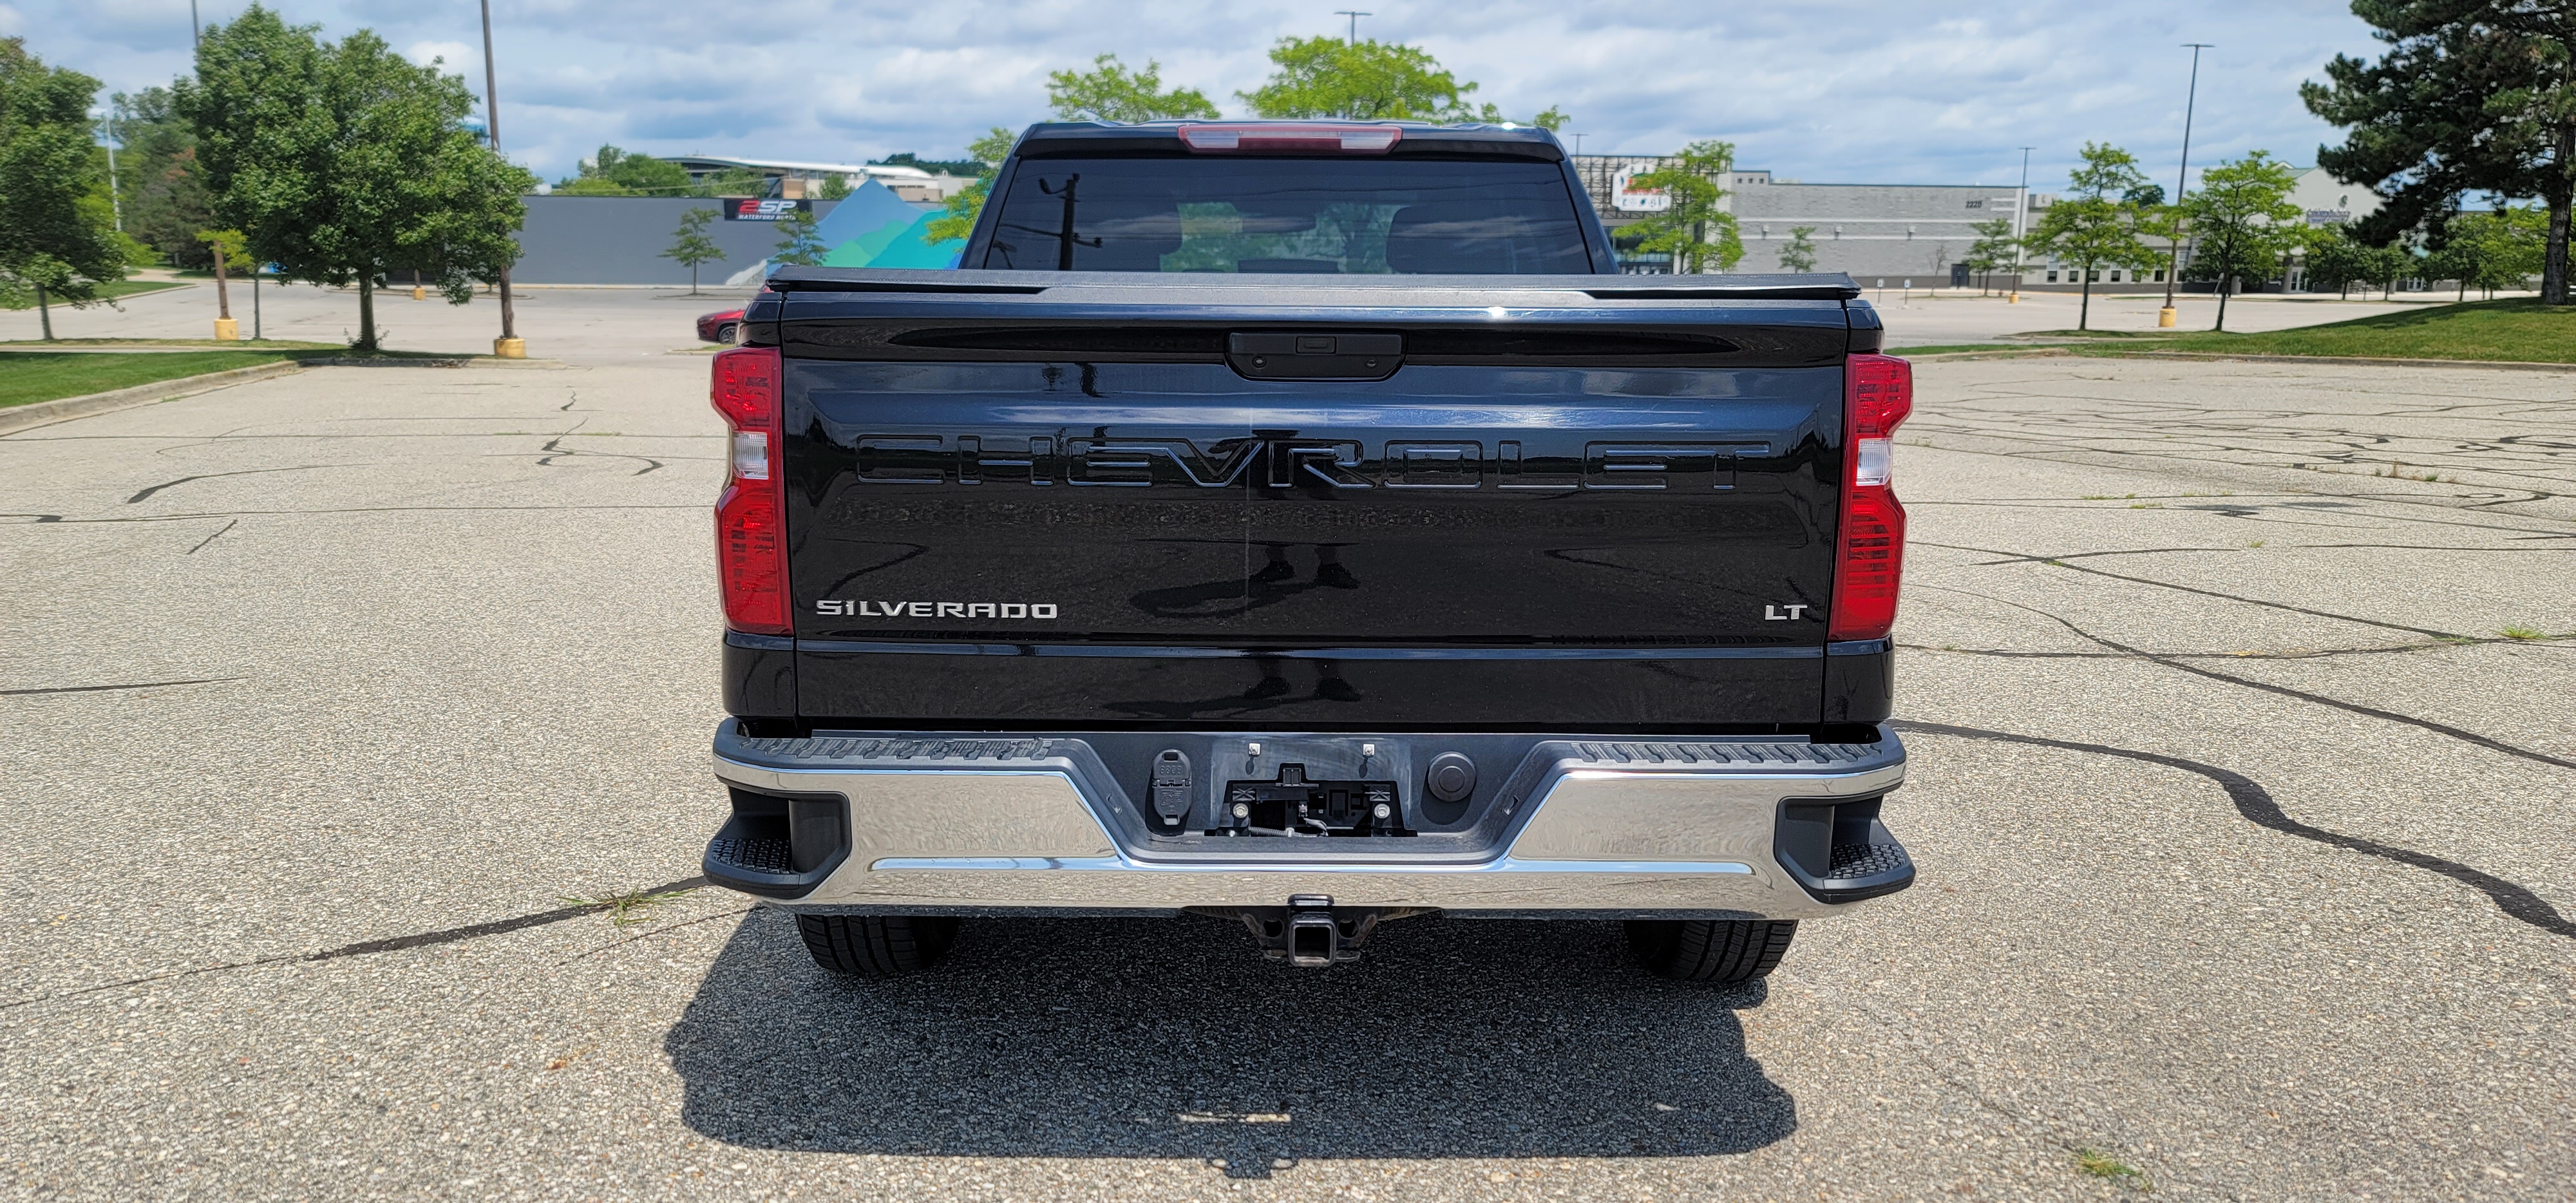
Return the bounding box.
[1228,332,1403,381]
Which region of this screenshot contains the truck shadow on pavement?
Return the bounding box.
[666,910,1794,1174]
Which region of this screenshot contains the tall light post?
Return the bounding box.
[99,104,121,232]
[480,0,523,357]
[1335,10,1371,43]
[2159,43,2213,328]
[2008,146,2032,303]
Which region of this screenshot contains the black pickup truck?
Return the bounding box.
[699,120,1915,983]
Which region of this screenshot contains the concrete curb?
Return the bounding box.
[1905,346,2576,373]
[0,358,305,437]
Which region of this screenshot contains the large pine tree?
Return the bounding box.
[2303,1,2576,304]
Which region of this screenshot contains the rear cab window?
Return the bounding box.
[980,156,1596,274]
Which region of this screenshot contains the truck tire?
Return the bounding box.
[795,914,958,978]
[1625,919,1797,983]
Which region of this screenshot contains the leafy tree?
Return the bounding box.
[772,207,825,267]
[2179,150,2305,330]
[2437,204,2549,298]
[664,205,723,294]
[1047,54,1218,122]
[2301,223,2381,298]
[196,227,250,323]
[177,6,536,351]
[2303,1,2574,305]
[923,126,1018,245]
[817,174,852,201]
[1778,225,1819,273]
[1239,37,1563,125]
[554,145,696,196]
[2023,142,2161,330]
[107,86,214,269]
[1624,140,1744,274]
[0,38,127,340]
[1962,216,2019,293]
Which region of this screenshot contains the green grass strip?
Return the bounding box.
[0,279,193,310]
[0,351,299,410]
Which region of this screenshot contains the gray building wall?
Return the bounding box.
[1735,180,2023,283]
[1571,156,2028,281]
[511,196,844,286]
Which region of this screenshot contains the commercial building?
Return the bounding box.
[1571,156,2380,291]
[655,155,974,204]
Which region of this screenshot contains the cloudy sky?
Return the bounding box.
[11,0,2385,189]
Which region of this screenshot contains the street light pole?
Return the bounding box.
[2009,147,2032,303]
[2160,43,2212,328]
[100,105,120,232]
[1336,10,1371,43]
[479,0,523,357]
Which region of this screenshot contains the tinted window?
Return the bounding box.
[981,156,1594,274]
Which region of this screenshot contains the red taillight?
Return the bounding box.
[1176,122,1402,155]
[711,346,790,635]
[1830,354,1913,641]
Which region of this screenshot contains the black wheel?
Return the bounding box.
[796,914,959,978]
[1625,919,1797,983]
[714,323,738,344]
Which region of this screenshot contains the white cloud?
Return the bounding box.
[35,0,2376,189]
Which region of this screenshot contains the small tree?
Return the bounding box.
[664,206,723,294]
[2444,205,2549,298]
[1777,225,1819,273]
[2301,224,2378,298]
[1962,216,2018,294]
[196,227,250,325]
[2180,151,2304,330]
[2024,142,2161,330]
[817,175,852,201]
[0,39,128,340]
[772,208,825,268]
[1625,140,1744,275]
[923,126,1017,246]
[1048,54,1219,122]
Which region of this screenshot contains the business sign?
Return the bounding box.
[1612,164,1670,213]
[724,198,813,222]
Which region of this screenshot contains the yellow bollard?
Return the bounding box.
[493,336,526,359]
[2007,292,2019,305]
[2157,307,2177,328]
[412,285,426,301]
[213,317,240,341]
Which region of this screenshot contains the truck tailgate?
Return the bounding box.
[767,274,1863,729]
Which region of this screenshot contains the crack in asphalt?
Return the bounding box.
[1893,721,2576,941]
[126,466,346,504]
[1901,632,2569,661]
[1917,540,2466,638]
[1,677,244,696]
[185,518,238,554]
[0,876,712,1012]
[1913,582,2576,770]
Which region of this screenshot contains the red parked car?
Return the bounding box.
[696,308,744,344]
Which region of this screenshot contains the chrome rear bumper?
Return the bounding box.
[706,726,1910,920]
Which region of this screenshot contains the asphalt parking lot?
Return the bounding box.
[3,341,2571,1200]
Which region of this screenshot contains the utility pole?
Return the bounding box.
[191,1,200,48]
[100,104,121,232]
[2161,43,2212,328]
[480,0,524,357]
[2009,147,2032,303]
[1336,10,1370,43]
